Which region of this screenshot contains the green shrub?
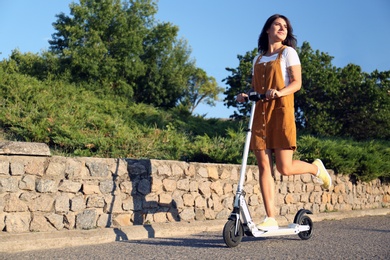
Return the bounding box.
[297,136,389,181]
[1,65,388,182]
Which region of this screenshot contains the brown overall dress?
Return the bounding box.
[250,46,297,151]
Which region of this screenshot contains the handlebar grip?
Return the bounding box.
[248,92,266,101]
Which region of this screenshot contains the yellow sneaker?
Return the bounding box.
[256,217,278,231]
[312,159,332,190]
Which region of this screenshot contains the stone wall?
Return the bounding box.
[0,153,389,233]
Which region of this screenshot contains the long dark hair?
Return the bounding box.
[257,14,297,54]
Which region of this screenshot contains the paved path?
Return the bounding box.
[2,214,389,260]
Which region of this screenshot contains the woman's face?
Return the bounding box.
[267,18,288,43]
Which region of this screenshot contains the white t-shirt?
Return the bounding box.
[252,46,301,87]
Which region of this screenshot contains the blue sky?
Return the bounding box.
[1,0,389,118]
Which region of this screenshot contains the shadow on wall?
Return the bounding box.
[107,159,180,240]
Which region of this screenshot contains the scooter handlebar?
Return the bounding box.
[246,92,266,102]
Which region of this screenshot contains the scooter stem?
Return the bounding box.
[237,101,257,192]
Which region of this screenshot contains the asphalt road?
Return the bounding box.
[1,215,389,260]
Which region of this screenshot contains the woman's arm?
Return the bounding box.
[273,64,302,98]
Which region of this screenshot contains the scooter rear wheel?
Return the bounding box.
[297,215,313,240]
[223,219,243,247]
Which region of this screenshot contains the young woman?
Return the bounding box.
[236,14,331,231]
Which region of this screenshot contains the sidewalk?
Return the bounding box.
[1,208,389,253]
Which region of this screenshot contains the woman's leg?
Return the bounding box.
[254,149,275,218]
[274,148,318,176]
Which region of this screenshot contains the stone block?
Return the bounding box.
[19,175,35,190]
[0,141,50,156]
[215,208,230,220]
[65,158,86,179]
[83,183,101,195]
[194,208,205,221]
[225,183,235,195]
[30,214,55,232]
[0,177,19,193]
[99,180,115,194]
[113,213,132,226]
[3,194,28,212]
[36,178,57,193]
[138,178,151,195]
[0,212,5,231]
[153,212,168,223]
[46,213,64,230]
[171,163,184,177]
[285,193,294,204]
[58,180,82,193]
[70,195,85,212]
[46,157,66,177]
[156,164,171,177]
[76,209,97,229]
[0,159,9,175]
[119,181,133,195]
[97,213,111,228]
[55,193,70,213]
[86,195,105,208]
[162,179,176,192]
[184,163,196,177]
[220,168,230,180]
[208,166,219,181]
[248,194,259,206]
[131,196,144,211]
[179,208,195,221]
[159,193,172,205]
[210,180,223,195]
[177,178,189,191]
[194,195,206,209]
[86,161,109,178]
[64,212,76,229]
[198,167,208,178]
[150,178,162,193]
[5,212,31,232]
[109,158,128,177]
[104,195,124,213]
[301,174,312,183]
[183,193,194,206]
[29,194,55,212]
[10,160,25,176]
[198,181,211,197]
[25,158,45,176]
[189,181,198,192]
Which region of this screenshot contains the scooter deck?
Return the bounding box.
[251,224,310,237]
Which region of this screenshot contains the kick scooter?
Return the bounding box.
[223,91,313,248]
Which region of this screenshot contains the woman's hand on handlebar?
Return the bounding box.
[266,89,282,99]
[236,93,248,103]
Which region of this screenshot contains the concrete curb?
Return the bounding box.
[1,208,389,253]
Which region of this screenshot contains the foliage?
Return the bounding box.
[296,42,390,140]
[180,67,224,114]
[0,2,388,182]
[0,62,388,181]
[223,48,258,119]
[223,41,390,140]
[45,0,223,111]
[296,135,390,182]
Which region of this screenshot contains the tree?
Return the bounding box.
[223,48,258,119]
[48,0,199,108]
[49,0,149,98]
[133,29,195,108]
[295,42,341,136]
[333,66,390,140]
[180,67,224,114]
[223,42,390,140]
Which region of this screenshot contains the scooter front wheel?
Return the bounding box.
[223,219,243,248]
[297,215,313,240]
